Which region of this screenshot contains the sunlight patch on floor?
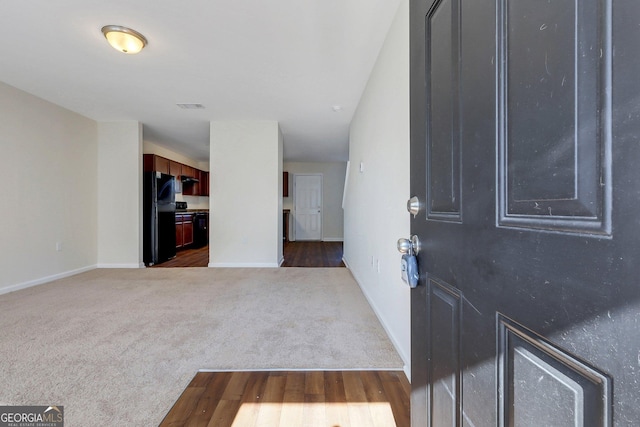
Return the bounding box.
[231,401,397,426]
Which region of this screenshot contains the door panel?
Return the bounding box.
[410,0,640,425]
[497,0,611,234]
[294,174,323,241]
[427,0,461,221]
[498,315,610,427]
[428,277,461,427]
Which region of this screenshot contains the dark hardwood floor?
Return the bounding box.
[151,245,209,268]
[159,370,410,427]
[151,241,345,268]
[281,241,345,267]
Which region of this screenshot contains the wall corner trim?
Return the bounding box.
[208,263,280,268]
[343,255,411,375]
[96,263,142,268]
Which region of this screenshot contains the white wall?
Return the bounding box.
[143,140,210,210]
[283,162,346,241]
[209,121,283,267]
[344,0,411,375]
[0,81,98,294]
[97,122,143,268]
[277,128,284,263]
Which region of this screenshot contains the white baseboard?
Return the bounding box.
[0,265,97,296]
[322,237,344,242]
[96,263,143,268]
[343,255,411,380]
[278,256,285,266]
[208,262,280,268]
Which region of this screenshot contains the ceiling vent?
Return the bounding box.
[176,103,205,109]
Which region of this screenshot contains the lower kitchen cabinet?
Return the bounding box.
[175,214,194,249]
[176,221,183,248]
[183,219,193,246]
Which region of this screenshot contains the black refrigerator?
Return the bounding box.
[143,172,176,265]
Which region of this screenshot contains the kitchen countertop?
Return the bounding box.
[176,209,209,214]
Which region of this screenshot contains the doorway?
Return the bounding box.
[294,174,323,241]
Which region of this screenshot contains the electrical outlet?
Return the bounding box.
[56,242,62,252]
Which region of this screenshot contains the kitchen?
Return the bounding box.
[143,153,210,267]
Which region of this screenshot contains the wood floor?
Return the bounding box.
[152,242,345,268]
[159,370,410,427]
[152,245,209,268]
[281,241,345,267]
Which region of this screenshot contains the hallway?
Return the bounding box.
[150,242,345,268]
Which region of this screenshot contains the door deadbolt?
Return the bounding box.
[407,196,421,217]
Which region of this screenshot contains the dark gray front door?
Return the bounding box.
[409,0,640,425]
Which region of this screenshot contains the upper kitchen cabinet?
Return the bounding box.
[144,154,209,197]
[200,171,209,197]
[144,154,170,174]
[283,171,289,197]
[169,160,181,177]
[181,165,203,196]
[181,165,196,179]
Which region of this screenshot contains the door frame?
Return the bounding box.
[292,173,323,241]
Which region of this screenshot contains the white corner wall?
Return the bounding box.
[277,127,284,264]
[0,81,98,294]
[283,162,346,241]
[344,0,411,374]
[209,121,283,267]
[97,121,143,268]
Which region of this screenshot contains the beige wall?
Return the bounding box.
[0,81,98,293]
[283,162,346,241]
[97,121,143,267]
[209,121,283,267]
[344,0,411,375]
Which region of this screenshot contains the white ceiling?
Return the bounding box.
[0,0,401,162]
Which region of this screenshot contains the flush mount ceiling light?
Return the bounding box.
[101,25,147,54]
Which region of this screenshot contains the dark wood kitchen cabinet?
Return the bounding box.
[169,160,182,177]
[155,156,170,174]
[175,214,194,249]
[183,217,194,246]
[182,178,199,196]
[181,165,196,179]
[144,155,210,198]
[181,165,198,196]
[175,217,183,248]
[200,171,209,196]
[144,154,171,174]
[283,171,289,197]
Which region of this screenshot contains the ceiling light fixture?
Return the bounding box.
[101,25,147,54]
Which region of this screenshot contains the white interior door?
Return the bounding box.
[294,174,322,241]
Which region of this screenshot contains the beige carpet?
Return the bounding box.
[0,268,403,426]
